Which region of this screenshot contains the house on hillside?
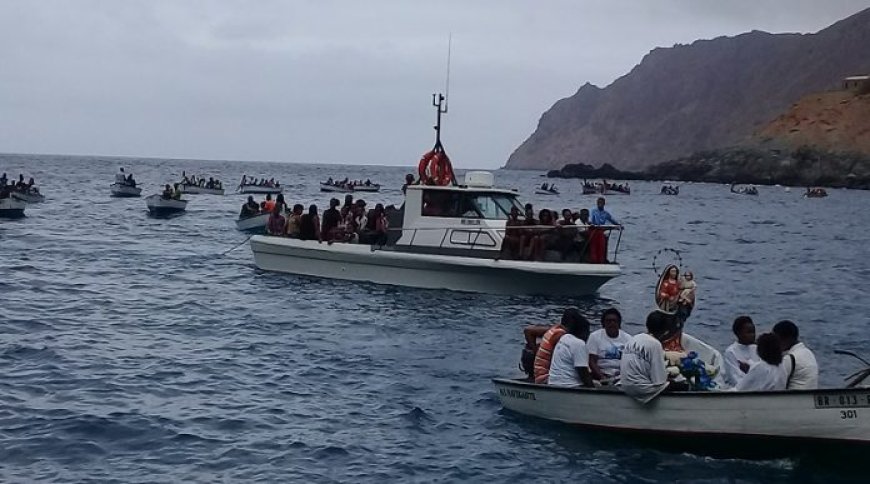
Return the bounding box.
[842,75,870,94]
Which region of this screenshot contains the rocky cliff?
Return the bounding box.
[506,7,870,171]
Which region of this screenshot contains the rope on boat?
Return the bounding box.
[221,235,253,256]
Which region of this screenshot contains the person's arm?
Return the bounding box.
[523,326,548,348]
[315,216,322,242]
[573,343,593,387]
[650,344,668,386]
[588,354,604,381]
[723,347,741,386]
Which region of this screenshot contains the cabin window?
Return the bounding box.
[421,190,523,220]
[449,229,496,247]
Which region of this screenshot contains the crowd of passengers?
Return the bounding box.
[324,177,376,187]
[241,193,391,244]
[0,173,39,198]
[180,171,222,189]
[501,196,621,263]
[239,175,280,188]
[526,308,818,399]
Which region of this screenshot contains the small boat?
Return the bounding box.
[0,197,26,218]
[582,181,630,195]
[236,212,270,232]
[352,183,381,193]
[535,184,560,195]
[179,184,224,195]
[145,194,187,216]
[320,182,353,193]
[237,184,283,195]
[320,181,381,193]
[110,183,142,197]
[11,188,45,203]
[660,185,679,196]
[804,187,828,198]
[730,183,758,196]
[582,185,598,195]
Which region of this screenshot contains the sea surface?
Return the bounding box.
[1,153,868,482]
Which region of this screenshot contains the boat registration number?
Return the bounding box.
[813,393,870,409]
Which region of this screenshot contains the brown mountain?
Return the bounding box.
[505,7,870,171]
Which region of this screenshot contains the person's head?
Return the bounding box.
[344,194,353,206]
[645,310,674,341]
[524,203,534,218]
[272,204,283,215]
[772,320,799,351]
[561,208,572,221]
[732,316,756,345]
[120,167,124,173]
[308,204,318,216]
[293,204,304,215]
[330,198,340,208]
[561,307,591,341]
[405,173,415,183]
[666,266,679,280]
[509,206,520,219]
[596,197,606,209]
[579,208,590,224]
[374,203,385,214]
[601,308,622,337]
[756,333,784,366]
[247,195,255,204]
[266,194,272,201]
[539,209,552,224]
[165,184,171,190]
[683,271,694,282]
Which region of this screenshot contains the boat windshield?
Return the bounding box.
[422,189,523,220]
[472,193,524,220]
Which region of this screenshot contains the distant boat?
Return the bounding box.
[179,184,224,195]
[145,194,188,216]
[0,197,26,218]
[582,181,631,195]
[320,180,381,193]
[660,185,679,196]
[11,188,45,203]
[237,184,282,195]
[236,213,270,232]
[535,187,560,195]
[804,187,828,198]
[730,183,758,196]
[110,183,142,197]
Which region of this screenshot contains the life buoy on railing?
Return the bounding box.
[418,150,436,181]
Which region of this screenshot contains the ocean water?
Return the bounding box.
[1,153,868,482]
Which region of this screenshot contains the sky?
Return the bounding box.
[1,1,868,169]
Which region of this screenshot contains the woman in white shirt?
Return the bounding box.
[736,333,787,392]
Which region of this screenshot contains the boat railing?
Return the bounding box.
[379,224,623,263]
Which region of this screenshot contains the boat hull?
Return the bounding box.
[0,198,26,218]
[145,194,187,216]
[11,191,45,203]
[493,379,870,449]
[534,189,559,195]
[180,185,224,195]
[320,183,352,193]
[250,236,619,296]
[236,213,270,232]
[238,185,282,195]
[110,183,142,197]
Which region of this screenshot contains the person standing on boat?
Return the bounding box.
[735,333,787,392]
[587,308,633,383]
[161,184,173,200]
[589,197,620,263]
[299,205,322,242]
[547,314,594,388]
[620,311,676,403]
[321,198,343,242]
[266,205,286,236]
[723,316,759,388]
[773,320,819,390]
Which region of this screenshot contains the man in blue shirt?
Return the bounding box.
[590,197,621,228]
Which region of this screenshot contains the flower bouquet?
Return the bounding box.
[678,351,717,391]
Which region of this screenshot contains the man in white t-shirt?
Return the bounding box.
[547,313,594,387]
[620,311,674,403]
[773,320,819,390]
[723,315,760,387]
[587,308,632,382]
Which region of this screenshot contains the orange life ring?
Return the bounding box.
[417,150,436,182]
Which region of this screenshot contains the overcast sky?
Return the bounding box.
[1,1,867,168]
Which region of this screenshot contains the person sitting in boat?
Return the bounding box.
[360,203,388,245]
[266,205,286,236]
[240,196,260,218]
[365,179,371,186]
[0,172,7,186]
[620,310,688,403]
[261,194,275,213]
[342,200,366,242]
[115,168,127,185]
[0,183,11,199]
[340,194,354,219]
[773,320,818,390]
[27,177,35,188]
[299,205,322,242]
[321,198,344,243]
[547,312,594,388]
[172,183,183,200]
[285,204,304,238]
[529,209,558,261]
[126,173,136,187]
[587,308,633,384]
[499,206,523,260]
[275,193,287,214]
[723,316,759,388]
[735,333,787,392]
[523,307,584,384]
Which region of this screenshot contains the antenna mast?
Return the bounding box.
[432,34,451,149]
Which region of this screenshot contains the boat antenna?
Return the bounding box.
[432,34,451,151]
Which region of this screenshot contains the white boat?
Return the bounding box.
[110,183,142,197]
[250,171,622,296]
[11,189,45,203]
[493,380,870,451]
[320,182,353,193]
[145,194,188,216]
[237,184,283,195]
[236,213,270,232]
[179,184,224,195]
[535,188,559,195]
[352,184,381,193]
[0,198,26,218]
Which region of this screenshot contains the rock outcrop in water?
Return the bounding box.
[507,7,870,171]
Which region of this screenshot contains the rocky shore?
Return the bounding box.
[547,146,870,189]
